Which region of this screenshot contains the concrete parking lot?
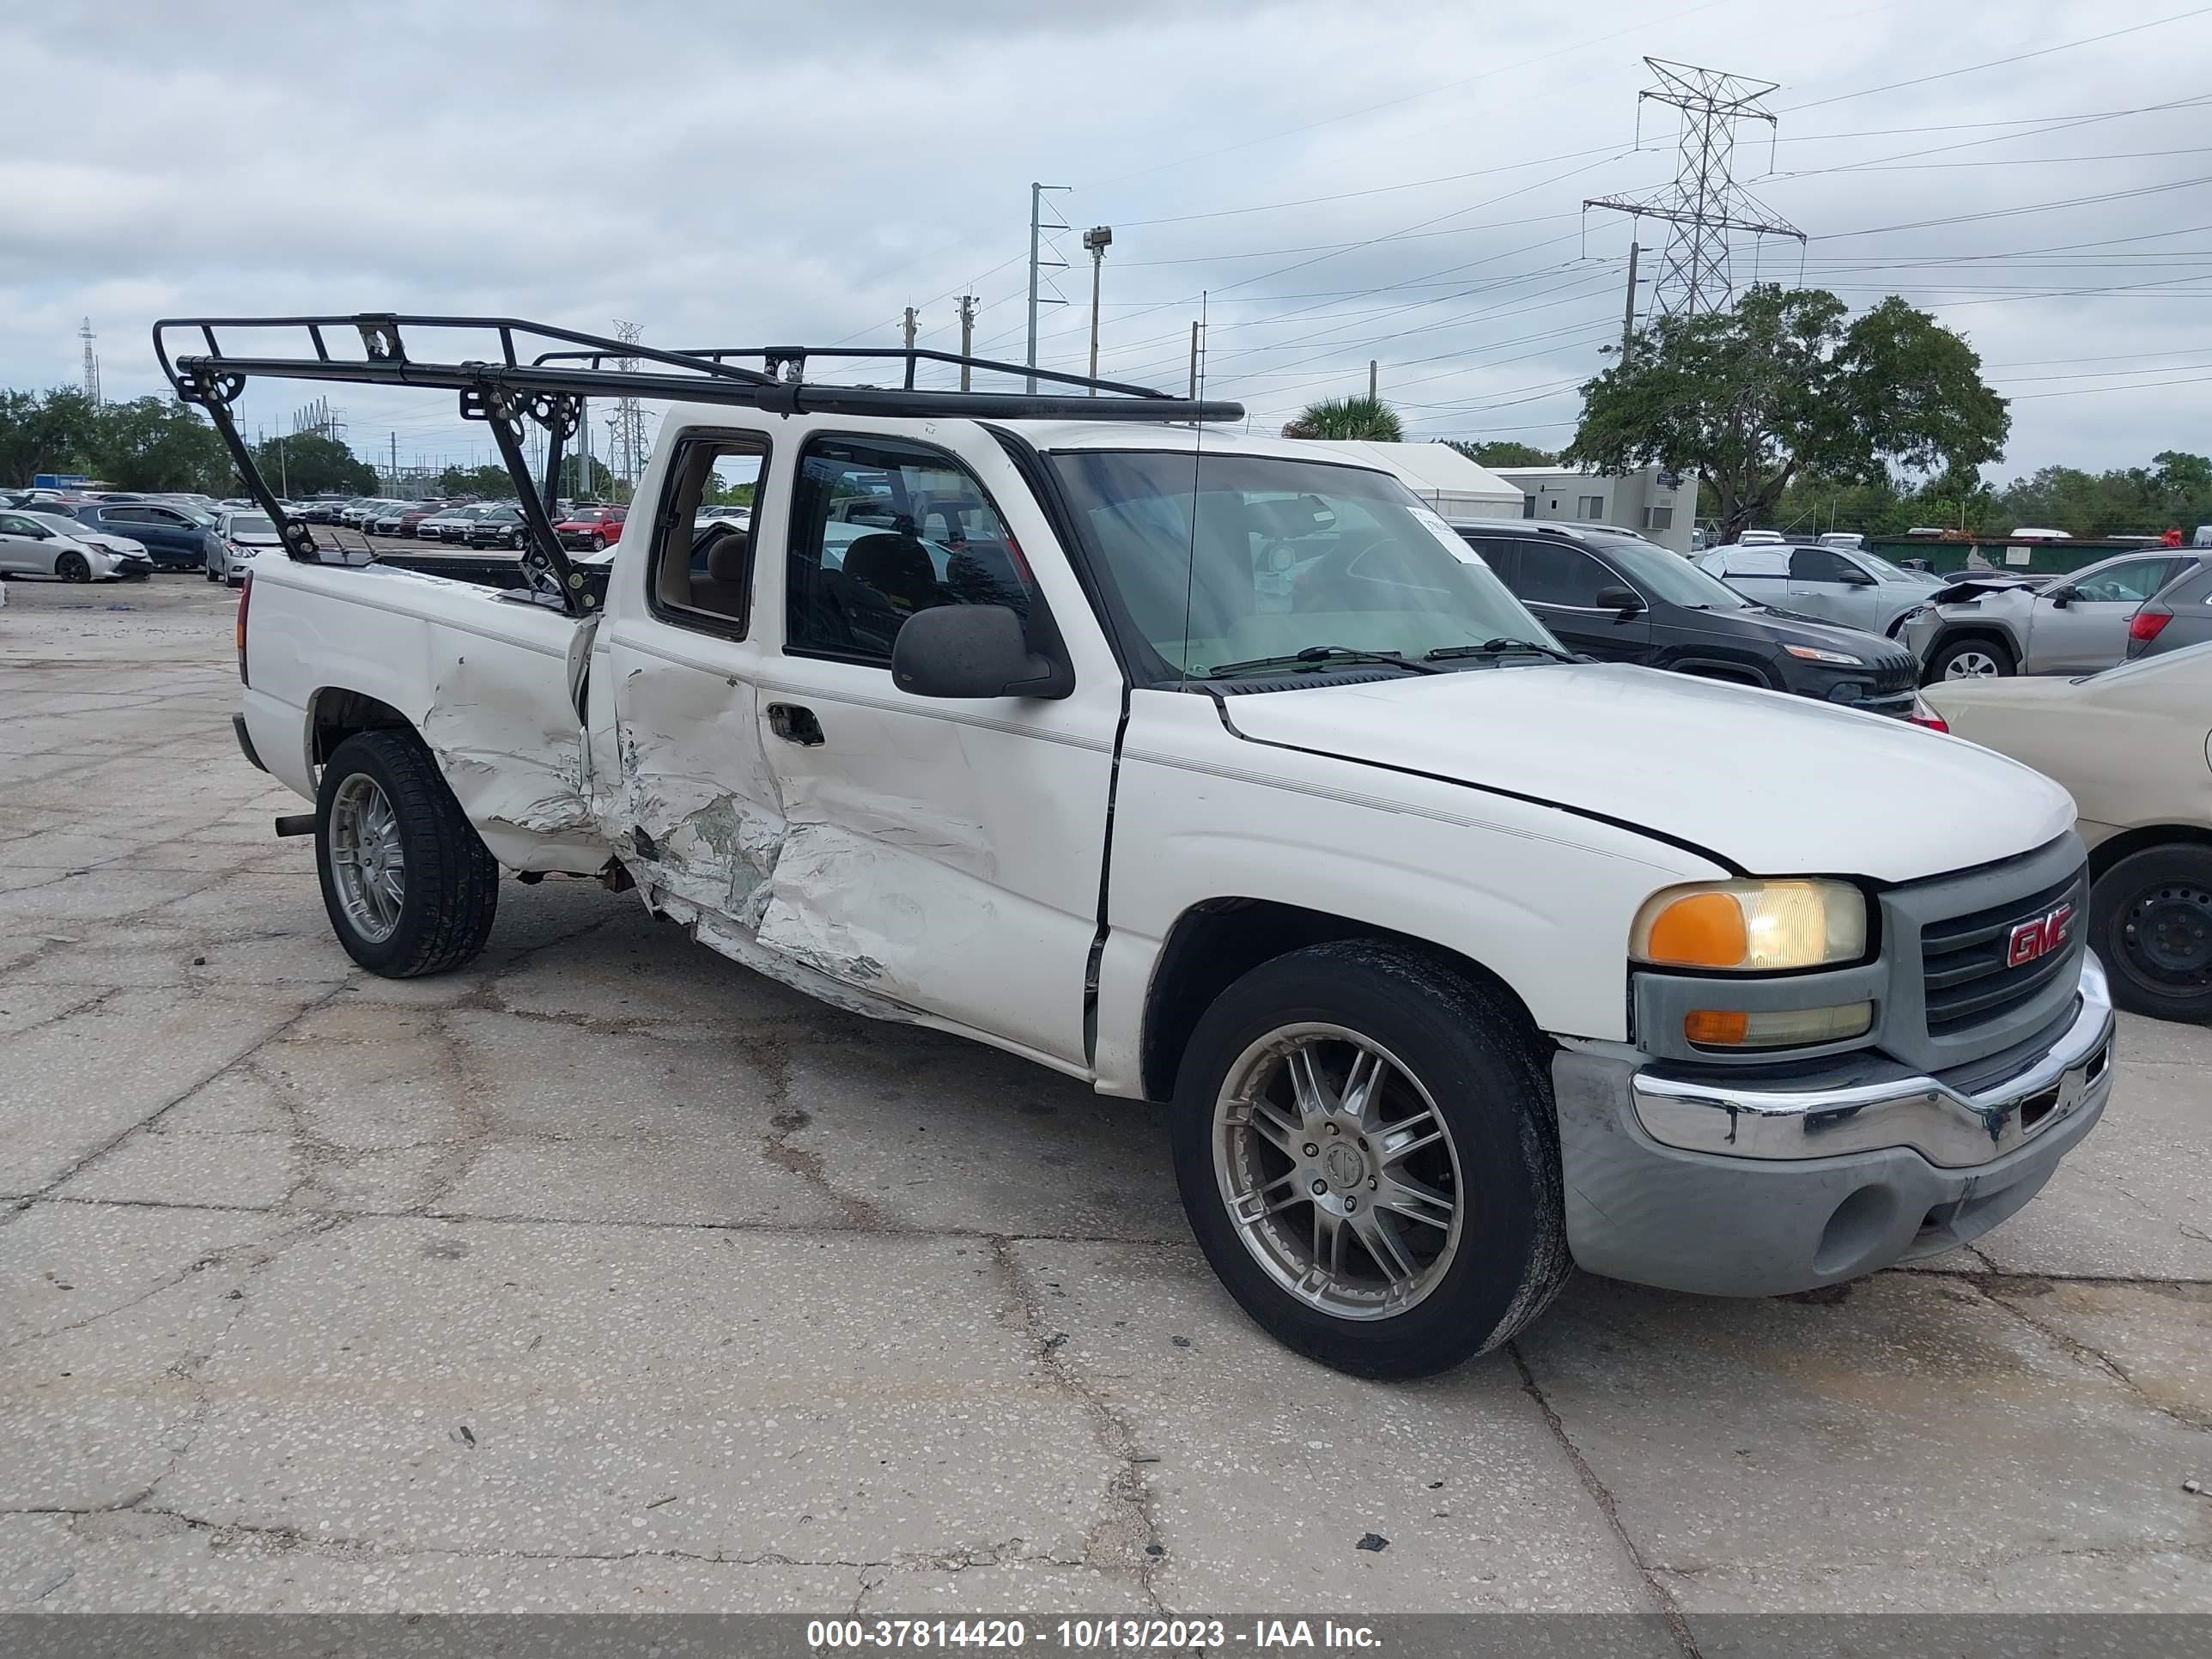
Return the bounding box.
[3,574,2208,1622]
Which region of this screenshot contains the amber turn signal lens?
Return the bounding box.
[1644,892,1748,969]
[1683,1010,1752,1046]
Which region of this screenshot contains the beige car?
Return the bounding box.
[1925,642,2212,1022]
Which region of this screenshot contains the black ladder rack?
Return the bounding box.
[155,312,1243,617]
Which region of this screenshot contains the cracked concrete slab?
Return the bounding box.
[1005,1239,1652,1613]
[5,576,2211,1623]
[1510,1273,2212,1613]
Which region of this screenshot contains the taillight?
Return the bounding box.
[235,570,252,685]
[2130,609,2172,642]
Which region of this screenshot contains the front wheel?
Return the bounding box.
[1928,636,2015,681]
[2092,844,2212,1022]
[1170,941,1571,1378]
[314,730,500,977]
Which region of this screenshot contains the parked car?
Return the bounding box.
[209,508,285,586]
[464,504,531,549]
[2127,560,2212,660]
[416,504,489,543]
[67,500,219,569]
[371,501,443,537]
[555,505,626,551]
[1696,541,1939,638]
[1899,550,2212,681]
[1456,524,1925,719]
[0,509,144,581]
[15,510,153,576]
[1926,644,2212,1021]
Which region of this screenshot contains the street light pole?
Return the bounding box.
[1081,226,1113,392]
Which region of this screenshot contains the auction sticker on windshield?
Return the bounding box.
[1410,505,1484,562]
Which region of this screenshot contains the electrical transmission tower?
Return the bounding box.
[79,318,100,404]
[606,320,649,498]
[1584,58,1804,320]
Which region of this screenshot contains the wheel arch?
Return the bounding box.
[307,686,417,767]
[1138,897,1545,1103]
[2087,823,2212,884]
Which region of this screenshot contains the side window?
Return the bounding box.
[786,435,1034,665]
[1789,546,1850,583]
[647,433,769,634]
[1514,540,1616,608]
[2074,559,2171,604]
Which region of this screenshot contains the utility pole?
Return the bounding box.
[902,307,918,351]
[957,295,977,390]
[1081,226,1113,392]
[1583,59,1803,317]
[1619,241,1643,365]
[1025,182,1070,393]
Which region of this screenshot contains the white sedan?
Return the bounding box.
[0,510,149,581]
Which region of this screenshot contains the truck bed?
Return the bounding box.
[239,556,607,873]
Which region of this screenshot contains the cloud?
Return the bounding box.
[4,0,2209,478]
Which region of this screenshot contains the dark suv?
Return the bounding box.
[1455,524,1922,717]
[69,500,220,570]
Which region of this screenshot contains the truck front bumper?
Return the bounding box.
[1551,954,2114,1297]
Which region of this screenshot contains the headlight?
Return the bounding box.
[1632,879,1868,971]
[1784,644,1864,666]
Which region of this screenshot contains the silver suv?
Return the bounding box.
[1900,550,2212,680]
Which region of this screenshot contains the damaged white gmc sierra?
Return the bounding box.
[171,314,2115,1377]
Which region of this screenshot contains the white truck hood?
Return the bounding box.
[1216,663,2075,883]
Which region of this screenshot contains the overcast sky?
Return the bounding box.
[5,0,2209,486]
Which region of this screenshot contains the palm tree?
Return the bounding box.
[1281,396,1405,442]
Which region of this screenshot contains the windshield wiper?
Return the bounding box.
[1425,637,1578,665]
[1202,645,1442,678]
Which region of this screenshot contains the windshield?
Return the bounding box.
[229,514,276,537]
[1048,450,1559,680]
[1597,538,1753,609]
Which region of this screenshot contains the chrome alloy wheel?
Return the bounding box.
[1942,648,2002,678]
[328,773,405,944]
[1212,1024,1464,1320]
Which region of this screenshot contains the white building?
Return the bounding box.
[1303,442,1523,520]
[1493,465,1698,555]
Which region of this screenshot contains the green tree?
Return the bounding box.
[256,432,376,497]
[1565,284,2008,543]
[86,397,236,493]
[438,463,516,499]
[1281,395,1405,441]
[1446,439,1556,468]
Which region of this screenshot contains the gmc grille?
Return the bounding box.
[1920,866,2088,1037]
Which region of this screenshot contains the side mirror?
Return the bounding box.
[891,604,1071,699]
[1594,584,1645,616]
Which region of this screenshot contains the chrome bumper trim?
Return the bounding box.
[1632,954,2115,1167]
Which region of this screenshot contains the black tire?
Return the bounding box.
[56,550,89,583]
[2091,844,2212,1023]
[1926,634,2015,683]
[314,730,499,978]
[1170,941,1571,1378]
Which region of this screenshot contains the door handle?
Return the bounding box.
[767,702,824,746]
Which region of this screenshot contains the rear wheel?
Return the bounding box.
[1929,635,2015,681]
[2092,844,2212,1023]
[56,550,89,583]
[314,730,499,977]
[1170,941,1571,1378]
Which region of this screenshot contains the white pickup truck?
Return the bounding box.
[179,316,2115,1377]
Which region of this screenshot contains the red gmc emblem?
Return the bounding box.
[2007,903,2074,968]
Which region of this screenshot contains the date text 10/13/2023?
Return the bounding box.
[805,1620,1384,1650]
